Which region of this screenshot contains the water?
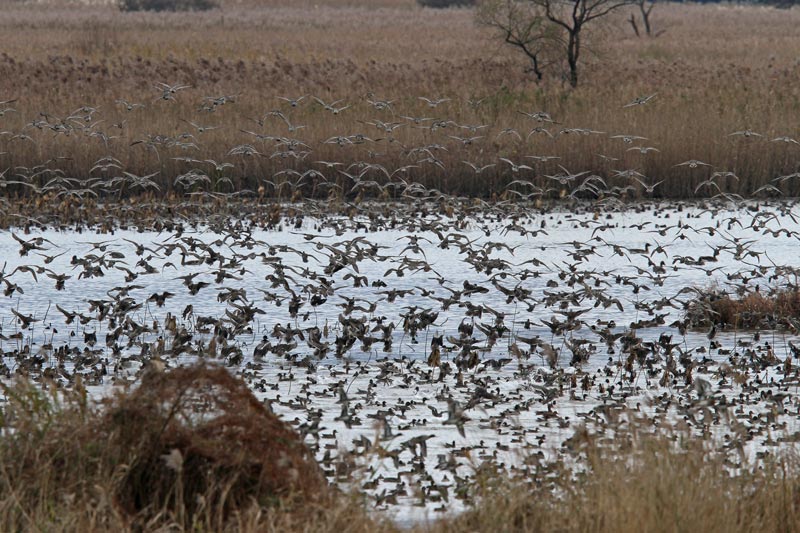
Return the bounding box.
[1,200,799,522]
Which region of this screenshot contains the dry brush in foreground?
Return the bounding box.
[434,418,800,533]
[0,363,389,532]
[2,364,800,531]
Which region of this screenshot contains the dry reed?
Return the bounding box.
[0,2,799,198]
[686,287,800,330]
[3,364,800,531]
[432,417,800,533]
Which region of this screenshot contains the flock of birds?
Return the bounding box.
[2,193,800,518]
[2,86,800,520]
[0,87,798,213]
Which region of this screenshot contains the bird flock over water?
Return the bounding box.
[2,194,800,516]
[2,85,800,519]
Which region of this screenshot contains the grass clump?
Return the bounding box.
[0,363,349,531]
[435,418,800,533]
[686,287,800,330]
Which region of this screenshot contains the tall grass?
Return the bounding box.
[434,418,800,533]
[0,363,371,531]
[3,367,800,531]
[1,3,800,198]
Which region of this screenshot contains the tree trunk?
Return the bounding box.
[567,30,579,88]
[640,4,652,35]
[628,13,640,37]
[530,56,544,81]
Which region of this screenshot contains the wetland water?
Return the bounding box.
[1,200,799,522]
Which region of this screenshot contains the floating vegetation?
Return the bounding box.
[686,287,800,331]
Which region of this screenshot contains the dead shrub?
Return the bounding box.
[0,362,328,531]
[108,363,327,522]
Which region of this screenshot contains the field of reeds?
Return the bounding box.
[1,1,800,199]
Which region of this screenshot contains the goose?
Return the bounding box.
[623,93,657,107]
[276,95,306,107]
[418,96,450,108]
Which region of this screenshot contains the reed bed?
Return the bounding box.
[687,286,800,330]
[433,417,800,533]
[0,2,800,198]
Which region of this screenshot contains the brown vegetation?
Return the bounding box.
[0,2,799,199]
[433,417,800,533]
[686,287,800,330]
[0,363,348,531]
[4,371,800,532]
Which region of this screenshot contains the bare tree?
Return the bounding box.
[638,0,655,35]
[506,0,636,87]
[477,0,561,81]
[628,0,655,36]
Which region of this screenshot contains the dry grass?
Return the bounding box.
[0,2,799,198]
[0,363,383,531]
[686,287,800,330]
[3,365,800,531]
[433,418,800,533]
